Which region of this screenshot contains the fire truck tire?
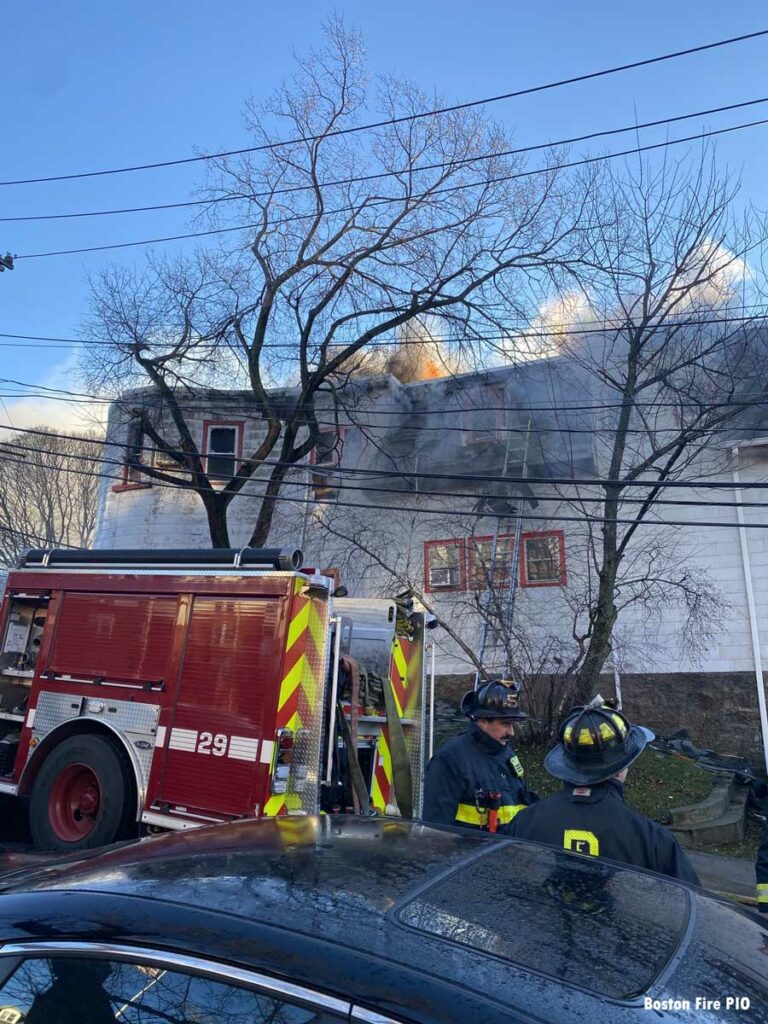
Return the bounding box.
[29,734,136,851]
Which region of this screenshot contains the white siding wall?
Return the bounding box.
[95,393,768,682]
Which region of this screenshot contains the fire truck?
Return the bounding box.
[0,548,428,851]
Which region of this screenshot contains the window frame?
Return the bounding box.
[201,420,244,484]
[519,530,567,587]
[423,538,466,593]
[0,941,351,1020]
[459,385,505,446]
[467,533,515,590]
[112,419,152,493]
[309,426,348,500]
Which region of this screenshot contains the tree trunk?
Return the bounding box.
[573,557,619,704]
[202,493,231,548]
[248,466,289,547]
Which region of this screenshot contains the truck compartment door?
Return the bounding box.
[154,596,282,817]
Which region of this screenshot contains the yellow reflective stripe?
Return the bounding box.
[454,803,526,825]
[455,804,485,825]
[286,602,310,652]
[757,884,768,903]
[498,804,526,823]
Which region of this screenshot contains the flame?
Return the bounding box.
[415,357,446,381]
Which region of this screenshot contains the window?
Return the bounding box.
[202,421,243,482]
[424,539,465,592]
[468,534,514,589]
[310,427,346,500]
[113,419,151,492]
[520,530,566,587]
[0,954,347,1024]
[460,385,505,446]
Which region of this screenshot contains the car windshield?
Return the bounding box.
[395,842,691,1002]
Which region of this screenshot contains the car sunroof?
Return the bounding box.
[394,841,691,1002]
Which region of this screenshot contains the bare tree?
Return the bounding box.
[0,430,100,565]
[312,486,725,742]
[81,16,588,547]
[542,149,768,702]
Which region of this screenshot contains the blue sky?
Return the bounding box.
[2,0,768,427]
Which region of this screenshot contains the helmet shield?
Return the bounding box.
[460,679,529,720]
[545,703,654,784]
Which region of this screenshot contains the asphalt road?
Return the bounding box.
[0,794,33,858]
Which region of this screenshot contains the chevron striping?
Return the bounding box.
[286,600,310,651]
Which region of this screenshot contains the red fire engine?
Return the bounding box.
[0,548,427,851]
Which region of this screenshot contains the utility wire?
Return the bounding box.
[0,444,766,531]
[13,115,768,261]
[3,28,766,188]
[4,96,768,223]
[3,434,768,513]
[1,419,767,491]
[3,365,768,419]
[1,384,768,439]
[0,308,765,352]
[4,300,768,346]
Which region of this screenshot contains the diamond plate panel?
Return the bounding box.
[31,690,160,789]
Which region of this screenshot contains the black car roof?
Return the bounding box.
[0,817,766,1019]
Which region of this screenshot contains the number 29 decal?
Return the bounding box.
[196,732,229,756]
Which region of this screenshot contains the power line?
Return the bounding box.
[3,433,768,514]
[4,364,768,418]
[0,307,765,353]
[1,383,768,440]
[1,418,767,492]
[0,443,766,532]
[3,28,766,188]
[4,95,768,224]
[13,115,768,261]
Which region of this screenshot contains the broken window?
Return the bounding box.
[460,385,505,445]
[203,422,242,481]
[469,534,514,589]
[310,427,346,500]
[122,418,148,486]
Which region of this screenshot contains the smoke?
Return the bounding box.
[334,315,467,383]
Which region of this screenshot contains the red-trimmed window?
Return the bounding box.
[424,539,465,592]
[520,530,567,587]
[202,421,243,482]
[310,427,347,500]
[460,385,505,446]
[468,534,514,589]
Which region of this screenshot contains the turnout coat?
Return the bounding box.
[423,724,538,833]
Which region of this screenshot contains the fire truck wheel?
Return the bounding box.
[29,734,136,851]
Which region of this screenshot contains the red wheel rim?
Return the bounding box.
[48,762,102,842]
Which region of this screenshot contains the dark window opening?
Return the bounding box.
[203,423,242,482]
[311,428,346,501]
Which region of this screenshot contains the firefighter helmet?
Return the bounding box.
[460,679,528,720]
[544,700,653,785]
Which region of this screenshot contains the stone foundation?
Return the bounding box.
[433,670,767,771]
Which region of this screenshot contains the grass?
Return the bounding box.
[517,743,761,861]
[520,744,709,817]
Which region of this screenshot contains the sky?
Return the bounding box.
[2,0,768,429]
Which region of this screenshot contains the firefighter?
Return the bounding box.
[508,699,700,885]
[757,808,768,914]
[422,678,538,833]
